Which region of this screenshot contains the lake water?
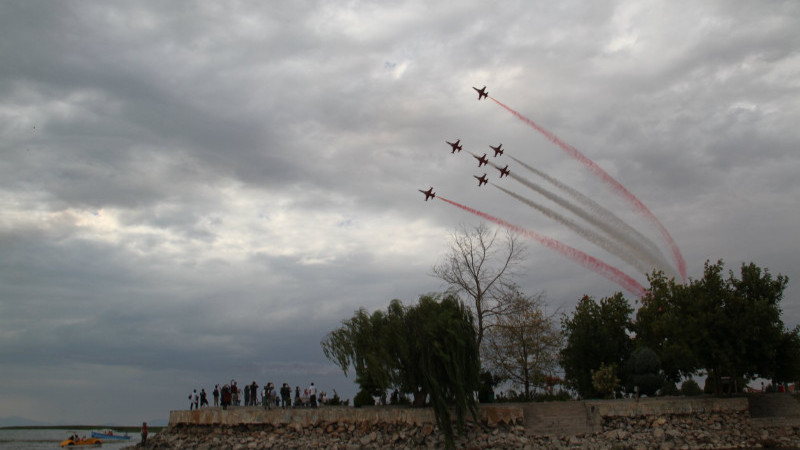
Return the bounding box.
[0,429,143,449]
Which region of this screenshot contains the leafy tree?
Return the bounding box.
[560,293,634,398]
[635,260,794,393]
[623,347,664,396]
[431,223,525,349]
[483,292,562,399]
[773,325,800,384]
[634,271,700,380]
[321,293,480,449]
[591,363,620,399]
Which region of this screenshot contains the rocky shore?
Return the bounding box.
[126,409,800,449]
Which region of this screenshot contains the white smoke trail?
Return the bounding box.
[508,155,678,280]
[478,155,673,278]
[493,184,655,276]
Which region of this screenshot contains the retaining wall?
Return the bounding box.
[168,404,523,428]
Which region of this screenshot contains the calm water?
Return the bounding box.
[0,429,143,450]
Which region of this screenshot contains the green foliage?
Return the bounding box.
[774,325,800,383]
[321,293,480,449]
[353,389,375,408]
[323,390,346,406]
[591,363,620,399]
[660,381,680,396]
[680,379,702,396]
[560,293,634,398]
[483,292,562,399]
[478,371,500,403]
[624,347,664,396]
[636,260,793,394]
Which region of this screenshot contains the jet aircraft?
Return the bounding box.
[497,165,510,178]
[474,174,488,186]
[473,86,488,100]
[446,139,463,153]
[473,153,489,167]
[490,144,503,157]
[418,187,435,201]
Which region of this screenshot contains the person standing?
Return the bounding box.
[308,382,317,408]
[295,386,301,407]
[250,381,259,406]
[221,384,231,410]
[189,389,198,410]
[280,383,291,409]
[141,422,148,446]
[200,388,208,408]
[213,385,220,407]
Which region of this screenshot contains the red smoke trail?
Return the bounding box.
[490,97,686,281]
[438,196,646,297]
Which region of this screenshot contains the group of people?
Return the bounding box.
[189,381,325,410]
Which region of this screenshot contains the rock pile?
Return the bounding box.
[127,400,800,450]
[125,411,800,449]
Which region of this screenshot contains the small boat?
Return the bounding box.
[60,436,103,447]
[91,430,130,440]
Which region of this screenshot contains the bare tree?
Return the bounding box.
[483,292,562,399]
[431,223,525,348]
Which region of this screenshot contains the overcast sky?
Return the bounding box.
[2,0,799,426]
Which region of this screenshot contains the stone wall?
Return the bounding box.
[585,396,750,417]
[168,404,523,428]
[133,398,800,449]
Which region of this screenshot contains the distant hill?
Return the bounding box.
[0,416,54,427]
[0,416,167,429]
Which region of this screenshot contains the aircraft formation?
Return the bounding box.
[416,85,687,297]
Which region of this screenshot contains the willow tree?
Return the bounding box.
[431,223,525,349]
[321,293,480,449]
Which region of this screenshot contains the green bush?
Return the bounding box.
[680,379,703,396]
[353,389,376,407]
[660,381,680,396]
[324,389,344,406]
[624,347,664,397]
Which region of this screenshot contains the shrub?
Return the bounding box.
[624,347,664,397]
[353,389,376,407]
[324,389,344,406]
[681,379,703,396]
[660,381,680,396]
[592,363,620,399]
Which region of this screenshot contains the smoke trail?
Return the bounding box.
[492,183,655,276]
[437,195,646,297]
[479,156,672,277]
[490,97,686,281]
[508,155,678,280]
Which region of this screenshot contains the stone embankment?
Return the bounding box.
[128,395,800,449]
